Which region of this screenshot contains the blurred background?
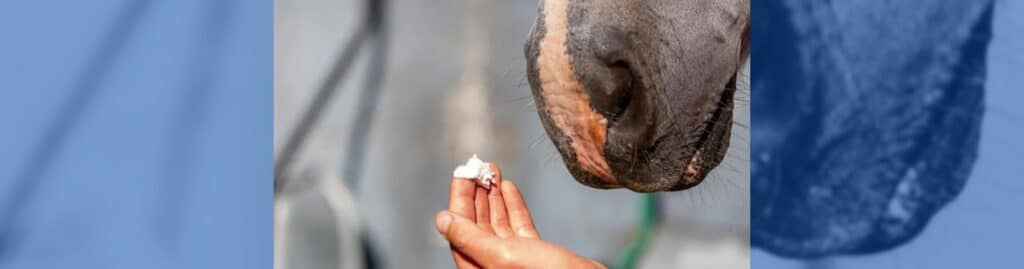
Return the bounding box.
[273,0,749,268]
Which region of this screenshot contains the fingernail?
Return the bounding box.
[435,211,453,233]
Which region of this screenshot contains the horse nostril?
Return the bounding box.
[592,61,633,119]
[585,27,635,120]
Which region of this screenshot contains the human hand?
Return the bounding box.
[437,163,605,269]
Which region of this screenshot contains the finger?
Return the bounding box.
[502,180,541,239]
[487,163,513,238]
[436,211,513,267]
[449,175,477,221]
[451,249,480,269]
[448,176,479,269]
[474,186,494,234]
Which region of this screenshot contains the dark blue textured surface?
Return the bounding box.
[752,0,994,260]
[752,0,1024,267]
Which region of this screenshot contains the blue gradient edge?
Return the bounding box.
[0,0,272,268]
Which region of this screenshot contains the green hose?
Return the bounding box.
[613,193,659,269]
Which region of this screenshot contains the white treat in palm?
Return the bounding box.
[452,154,495,188]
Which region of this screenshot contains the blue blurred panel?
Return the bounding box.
[752,0,1023,268]
[0,0,271,268]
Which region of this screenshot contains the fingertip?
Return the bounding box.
[435,211,454,234]
[451,176,478,190]
[488,163,503,189]
[501,179,520,199]
[488,163,502,177]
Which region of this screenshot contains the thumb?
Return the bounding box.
[436,211,511,265]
